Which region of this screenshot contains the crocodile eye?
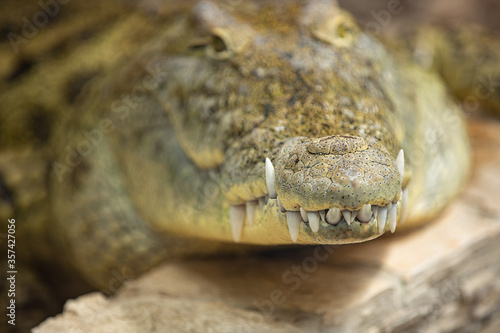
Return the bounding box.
[300,0,359,48]
[190,1,254,60]
[188,30,234,60]
[312,13,359,48]
[206,28,234,60]
[211,35,228,53]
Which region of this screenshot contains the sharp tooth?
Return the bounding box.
[372,205,379,217]
[300,207,308,222]
[388,202,397,233]
[401,189,409,225]
[265,158,277,199]
[396,149,404,183]
[286,211,301,242]
[326,208,341,225]
[258,197,265,212]
[319,210,326,222]
[246,200,258,226]
[342,210,352,226]
[357,204,372,222]
[277,196,286,213]
[307,211,320,233]
[229,205,245,242]
[377,206,388,234]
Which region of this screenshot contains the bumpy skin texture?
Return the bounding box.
[0,0,479,288]
[275,135,401,211]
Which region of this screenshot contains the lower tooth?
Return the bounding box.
[286,211,301,242]
[307,211,320,233]
[229,205,246,242]
[388,202,397,233]
[300,207,309,222]
[265,158,277,199]
[377,206,388,234]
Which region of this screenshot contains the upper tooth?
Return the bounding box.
[229,205,245,242]
[300,207,309,222]
[357,204,372,222]
[265,158,277,199]
[307,211,320,232]
[341,210,352,226]
[277,196,286,213]
[401,189,408,225]
[372,205,379,217]
[388,203,397,233]
[396,149,404,184]
[326,208,341,224]
[286,211,301,242]
[377,206,388,234]
[246,201,257,226]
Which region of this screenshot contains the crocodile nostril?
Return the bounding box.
[284,153,305,171]
[306,135,368,155]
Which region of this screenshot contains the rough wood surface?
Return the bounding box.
[34,117,500,332]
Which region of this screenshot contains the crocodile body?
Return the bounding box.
[1,0,499,294]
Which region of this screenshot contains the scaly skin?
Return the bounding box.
[0,0,483,289]
[108,0,469,244]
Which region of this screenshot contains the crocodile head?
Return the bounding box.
[151,0,410,244]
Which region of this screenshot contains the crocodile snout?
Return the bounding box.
[274,135,402,211]
[257,135,406,242]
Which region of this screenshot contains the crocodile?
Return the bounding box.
[1,0,499,305]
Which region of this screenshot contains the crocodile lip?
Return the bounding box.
[228,150,407,243]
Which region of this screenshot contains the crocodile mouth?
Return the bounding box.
[229,150,407,243]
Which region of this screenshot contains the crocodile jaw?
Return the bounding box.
[228,187,408,244]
